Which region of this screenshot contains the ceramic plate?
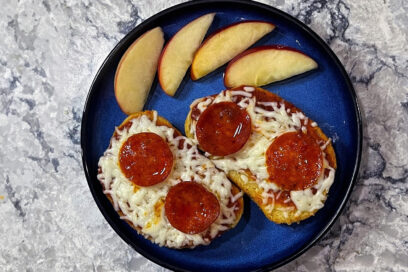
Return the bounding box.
[81,1,362,271]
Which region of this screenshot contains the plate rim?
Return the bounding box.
[80,0,363,271]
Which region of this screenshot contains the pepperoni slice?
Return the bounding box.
[196,102,251,156]
[266,131,323,191]
[165,181,220,234]
[119,132,173,187]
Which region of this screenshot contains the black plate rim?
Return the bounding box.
[80,0,363,271]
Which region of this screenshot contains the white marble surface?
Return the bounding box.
[0,0,407,271]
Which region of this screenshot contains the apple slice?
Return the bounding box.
[115,27,164,115]
[158,13,215,96]
[191,20,275,80]
[224,45,318,88]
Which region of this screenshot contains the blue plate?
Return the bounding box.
[81,1,362,271]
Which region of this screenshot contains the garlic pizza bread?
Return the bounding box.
[185,87,336,224]
[97,111,244,248]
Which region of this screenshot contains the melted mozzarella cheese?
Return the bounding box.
[190,88,336,215]
[97,112,239,248]
[290,159,335,214]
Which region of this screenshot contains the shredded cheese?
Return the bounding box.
[291,158,335,214]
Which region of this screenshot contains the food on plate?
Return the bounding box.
[97,111,244,248]
[114,27,165,115]
[195,101,252,156]
[158,13,215,96]
[191,21,275,80]
[165,181,220,234]
[185,86,336,224]
[224,45,318,88]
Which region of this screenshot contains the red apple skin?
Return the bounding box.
[224,45,316,87]
[157,35,173,97]
[158,13,215,96]
[190,20,276,80]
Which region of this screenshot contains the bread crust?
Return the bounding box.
[185,87,337,224]
[100,111,244,248]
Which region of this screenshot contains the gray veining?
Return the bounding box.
[0,0,407,271]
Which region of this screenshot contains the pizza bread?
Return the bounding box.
[97,110,244,248]
[185,87,336,224]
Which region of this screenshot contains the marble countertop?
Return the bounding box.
[1,0,407,271]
